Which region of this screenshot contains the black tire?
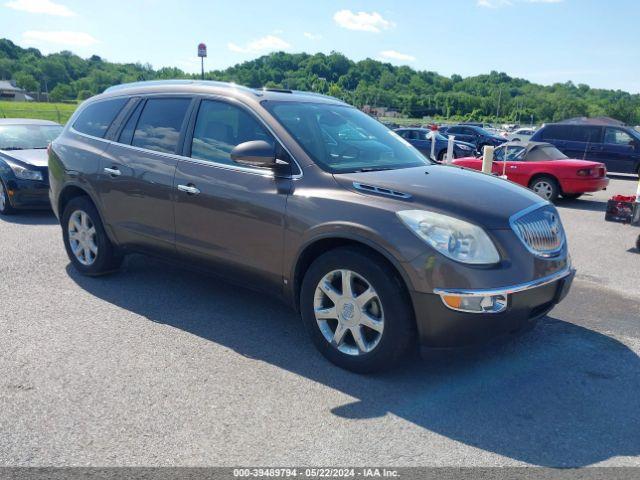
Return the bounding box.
[300,246,415,373]
[636,235,640,253]
[562,193,583,200]
[0,179,16,215]
[61,196,122,276]
[437,149,447,162]
[529,175,560,202]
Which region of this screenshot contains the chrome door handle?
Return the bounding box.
[177,184,200,195]
[104,167,121,176]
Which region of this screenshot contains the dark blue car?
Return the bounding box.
[439,125,507,152]
[530,122,640,176]
[0,119,62,214]
[395,128,476,161]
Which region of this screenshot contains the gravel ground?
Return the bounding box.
[0,176,638,467]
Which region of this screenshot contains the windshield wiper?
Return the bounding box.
[0,147,25,151]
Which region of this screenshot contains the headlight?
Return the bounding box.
[6,160,43,181]
[397,210,500,264]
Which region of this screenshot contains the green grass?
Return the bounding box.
[0,101,78,124]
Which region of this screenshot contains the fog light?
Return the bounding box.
[441,294,507,313]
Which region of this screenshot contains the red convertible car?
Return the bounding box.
[452,141,609,201]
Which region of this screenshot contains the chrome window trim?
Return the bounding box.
[69,126,284,178]
[68,92,303,180]
[509,202,565,258]
[70,129,301,179]
[434,266,574,298]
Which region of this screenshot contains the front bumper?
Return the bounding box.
[411,267,575,348]
[3,177,50,209]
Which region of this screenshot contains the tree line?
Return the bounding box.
[1,38,639,125]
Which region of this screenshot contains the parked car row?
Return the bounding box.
[0,80,577,373]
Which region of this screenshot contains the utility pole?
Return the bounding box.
[496,88,502,120]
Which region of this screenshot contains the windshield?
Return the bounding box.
[0,124,62,150]
[495,146,525,161]
[263,102,429,173]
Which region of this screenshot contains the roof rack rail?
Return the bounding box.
[103,79,258,95]
[262,87,293,93]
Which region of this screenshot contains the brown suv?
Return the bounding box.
[49,80,575,372]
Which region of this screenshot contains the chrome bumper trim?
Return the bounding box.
[433,266,574,298]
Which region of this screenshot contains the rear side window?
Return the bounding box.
[542,125,601,142]
[131,98,191,154]
[541,125,571,141]
[570,126,601,142]
[190,100,273,166]
[73,98,128,138]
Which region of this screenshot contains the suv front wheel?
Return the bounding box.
[300,246,415,373]
[62,196,122,276]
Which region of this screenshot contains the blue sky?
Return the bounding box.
[2,0,639,92]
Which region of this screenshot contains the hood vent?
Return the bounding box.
[353,182,412,200]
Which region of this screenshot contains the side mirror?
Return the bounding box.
[230,140,276,168]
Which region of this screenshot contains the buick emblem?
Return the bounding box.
[341,302,355,320]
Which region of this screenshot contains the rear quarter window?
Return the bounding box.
[73,98,128,138]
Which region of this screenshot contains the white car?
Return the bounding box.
[503,127,537,142]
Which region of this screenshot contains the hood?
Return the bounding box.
[333,164,545,229]
[0,148,48,168]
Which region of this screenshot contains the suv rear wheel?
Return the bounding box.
[300,246,415,373]
[62,196,122,276]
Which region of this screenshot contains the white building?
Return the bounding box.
[0,80,32,102]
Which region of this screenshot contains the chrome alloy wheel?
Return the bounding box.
[313,269,385,356]
[0,182,6,211]
[68,210,98,266]
[532,180,554,200]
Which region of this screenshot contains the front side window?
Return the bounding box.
[263,102,428,173]
[604,128,634,146]
[191,100,274,165]
[131,98,191,154]
[0,124,62,150]
[73,98,128,138]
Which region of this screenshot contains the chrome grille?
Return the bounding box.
[510,204,565,257]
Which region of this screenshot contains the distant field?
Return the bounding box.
[0,101,78,124]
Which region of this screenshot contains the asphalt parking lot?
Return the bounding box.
[1,176,639,467]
